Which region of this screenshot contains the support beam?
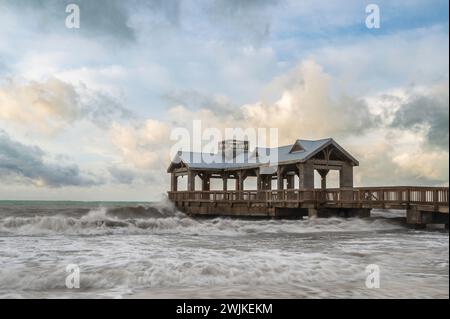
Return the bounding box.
[237,171,246,191]
[187,170,195,191]
[286,174,295,189]
[317,169,329,190]
[262,175,272,190]
[222,175,228,192]
[170,173,178,192]
[235,171,247,200]
[407,207,449,227]
[277,166,284,190]
[339,163,353,188]
[296,162,314,189]
[256,170,262,191]
[202,173,210,191]
[201,173,210,200]
[339,163,354,201]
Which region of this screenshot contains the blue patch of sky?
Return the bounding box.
[271,0,448,62]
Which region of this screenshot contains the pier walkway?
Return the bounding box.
[168,186,449,226]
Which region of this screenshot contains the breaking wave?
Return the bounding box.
[0,202,405,236]
[0,202,447,299]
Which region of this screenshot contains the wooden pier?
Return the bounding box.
[168,139,449,227]
[168,187,449,226]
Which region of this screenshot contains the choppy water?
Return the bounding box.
[0,200,448,299]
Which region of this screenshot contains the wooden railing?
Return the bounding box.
[168,186,449,208]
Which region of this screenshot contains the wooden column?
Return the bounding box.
[262,175,271,190]
[222,175,228,192]
[277,166,284,190]
[235,171,246,200]
[201,173,210,200]
[187,170,195,199]
[170,172,178,192]
[237,171,245,191]
[286,173,295,200]
[256,170,262,191]
[297,162,314,202]
[296,162,314,189]
[286,174,295,189]
[339,163,354,202]
[202,173,210,191]
[187,170,195,191]
[256,169,262,200]
[339,163,353,188]
[317,169,329,190]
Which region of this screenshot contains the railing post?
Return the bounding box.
[433,189,439,210]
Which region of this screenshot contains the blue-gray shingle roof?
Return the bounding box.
[168,138,358,172]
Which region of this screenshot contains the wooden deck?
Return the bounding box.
[168,186,449,217]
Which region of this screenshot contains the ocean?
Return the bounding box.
[0,200,448,299]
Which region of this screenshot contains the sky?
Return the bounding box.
[0,0,448,201]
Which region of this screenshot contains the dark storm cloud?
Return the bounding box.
[0,130,104,187]
[203,0,279,44]
[107,166,135,184]
[4,0,279,45]
[82,89,134,128]
[391,93,449,150]
[4,0,135,42]
[107,165,160,185]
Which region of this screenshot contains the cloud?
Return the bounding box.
[107,166,135,184]
[162,89,235,116]
[392,151,449,182]
[111,60,447,189]
[3,0,136,43]
[200,0,279,44]
[0,130,104,187]
[107,164,160,185]
[109,119,171,170]
[0,77,131,133]
[165,60,381,145]
[241,60,381,143]
[350,132,449,187]
[390,83,449,150]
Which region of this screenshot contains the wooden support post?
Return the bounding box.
[296,162,314,189]
[222,175,228,192]
[277,166,284,190]
[339,163,354,202]
[286,174,294,189]
[256,170,261,191]
[339,163,353,188]
[201,173,210,200]
[201,174,210,191]
[238,171,245,191]
[187,170,195,191]
[317,169,329,190]
[433,189,439,210]
[286,174,294,200]
[170,172,178,192]
[187,170,195,199]
[236,171,246,199]
[256,169,262,200]
[263,175,271,190]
